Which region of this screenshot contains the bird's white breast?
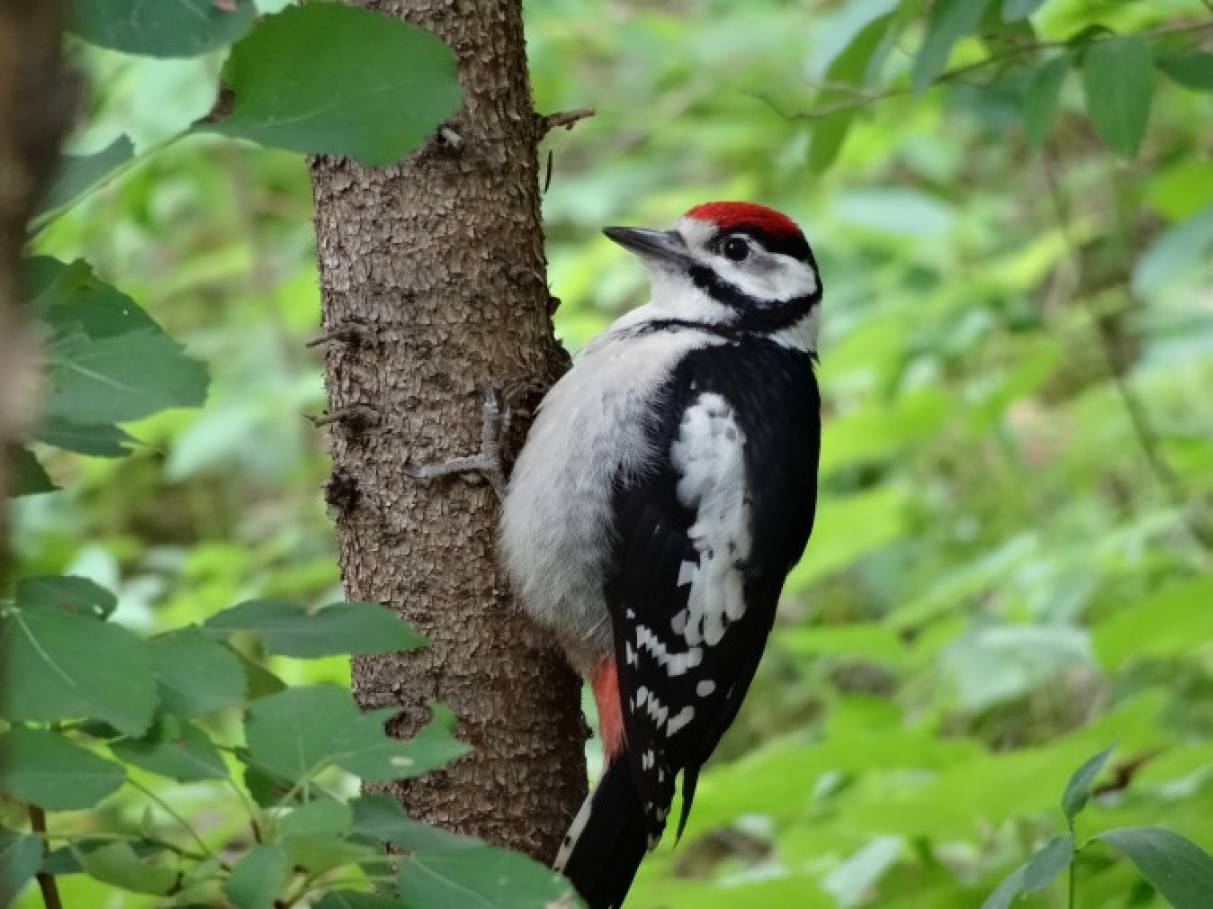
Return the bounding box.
[499,312,721,673]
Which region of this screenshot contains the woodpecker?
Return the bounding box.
[500,201,821,909]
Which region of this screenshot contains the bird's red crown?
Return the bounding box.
[684,201,801,239]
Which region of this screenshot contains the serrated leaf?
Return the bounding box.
[1023,834,1073,891]
[1082,35,1154,158]
[1022,54,1068,150]
[1156,49,1213,91]
[0,727,125,809]
[111,718,228,782]
[75,841,176,895]
[0,608,157,735]
[150,627,246,716]
[8,445,57,496]
[981,864,1026,909]
[224,844,288,909]
[69,0,255,57]
[1062,743,1116,822]
[350,794,478,852]
[1001,0,1046,21]
[398,845,581,909]
[34,135,134,220]
[912,0,995,93]
[202,4,462,166]
[32,417,136,458]
[204,599,426,657]
[15,575,117,619]
[1097,827,1213,909]
[0,828,43,906]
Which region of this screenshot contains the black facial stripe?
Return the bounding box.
[724,224,813,263]
[688,265,817,333]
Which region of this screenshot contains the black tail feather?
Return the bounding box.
[558,758,650,909]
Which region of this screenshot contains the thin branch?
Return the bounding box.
[537,107,595,137]
[772,20,1213,122]
[29,806,63,909]
[1041,148,1213,552]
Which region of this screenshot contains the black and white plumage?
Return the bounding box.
[500,202,822,909]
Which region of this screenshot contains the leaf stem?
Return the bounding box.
[29,806,63,909]
[126,776,218,861]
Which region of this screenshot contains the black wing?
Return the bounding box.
[604,338,820,845]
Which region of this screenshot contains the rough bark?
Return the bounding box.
[308,0,587,860]
[0,1,72,549]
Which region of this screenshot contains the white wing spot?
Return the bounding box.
[667,705,695,735]
[636,625,702,676]
[669,393,751,649]
[696,679,716,697]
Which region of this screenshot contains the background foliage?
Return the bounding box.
[5,0,1213,906]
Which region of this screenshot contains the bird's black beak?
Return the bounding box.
[603,227,692,268]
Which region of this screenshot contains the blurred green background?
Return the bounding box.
[15,0,1213,905]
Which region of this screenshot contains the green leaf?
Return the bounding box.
[244,686,466,783]
[150,627,246,716]
[111,718,228,782]
[981,865,1026,909]
[242,685,365,781]
[1023,834,1073,891]
[0,828,43,906]
[29,258,209,424]
[316,892,407,909]
[75,841,176,895]
[32,417,136,458]
[223,844,288,909]
[1082,35,1154,158]
[34,136,134,220]
[0,608,157,735]
[1022,54,1068,150]
[0,727,125,809]
[336,701,469,782]
[1001,0,1046,21]
[8,445,57,496]
[280,800,352,839]
[1132,201,1213,297]
[205,598,426,658]
[202,4,462,166]
[1097,827,1213,909]
[350,794,478,852]
[68,0,256,57]
[239,653,287,700]
[15,575,117,619]
[1156,49,1213,91]
[1062,743,1116,822]
[282,835,380,875]
[809,7,900,173]
[912,0,995,93]
[398,845,581,909]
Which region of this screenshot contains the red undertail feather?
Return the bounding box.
[592,657,625,763]
[684,201,800,238]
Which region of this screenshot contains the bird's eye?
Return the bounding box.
[722,236,750,262]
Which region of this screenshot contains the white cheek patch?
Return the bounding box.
[669,393,752,649]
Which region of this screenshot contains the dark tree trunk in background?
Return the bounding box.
[0,0,71,550]
[308,0,586,860]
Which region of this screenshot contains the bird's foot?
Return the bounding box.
[406,385,512,500]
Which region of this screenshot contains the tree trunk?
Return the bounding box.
[308,0,587,861]
[0,0,71,543]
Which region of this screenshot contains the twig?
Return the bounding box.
[306,402,381,429]
[29,806,63,909]
[1041,148,1213,552]
[305,323,370,348]
[537,107,595,137]
[771,20,1213,122]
